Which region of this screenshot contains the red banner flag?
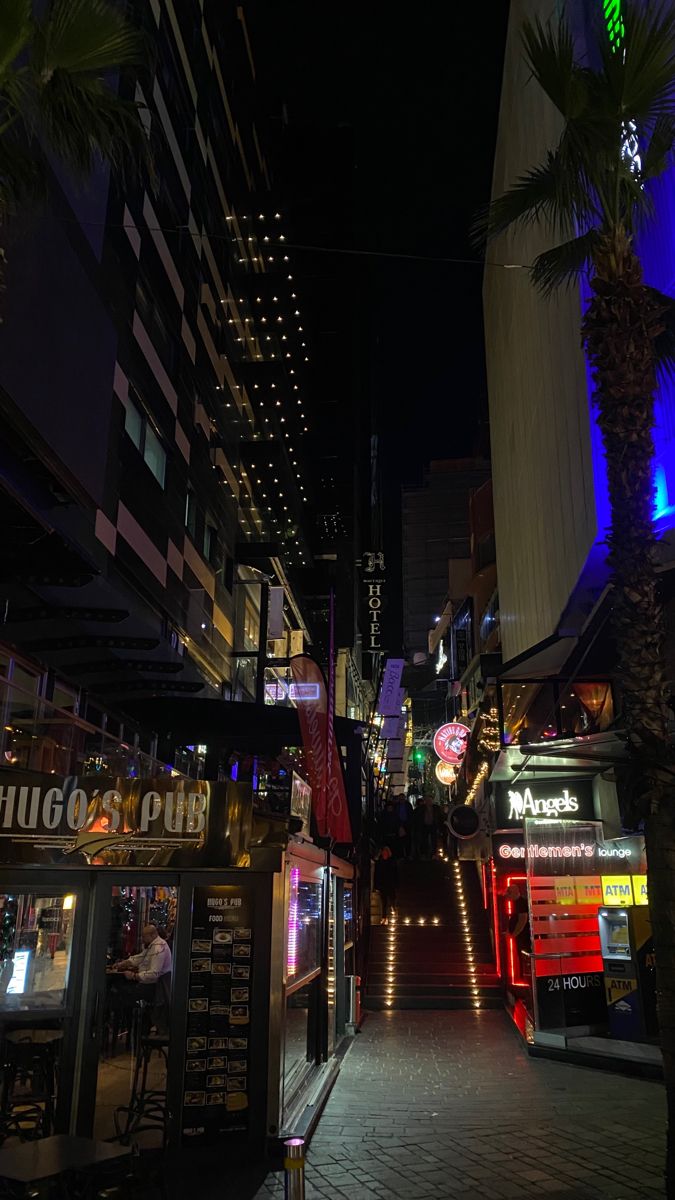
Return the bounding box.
[289,654,353,844]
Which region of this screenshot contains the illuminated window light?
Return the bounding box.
[287,867,300,976]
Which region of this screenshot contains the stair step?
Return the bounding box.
[365,997,503,1011]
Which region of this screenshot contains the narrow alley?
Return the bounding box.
[253,1009,665,1200]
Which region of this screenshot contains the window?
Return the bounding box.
[123,396,166,488]
[203,520,217,565]
[185,489,197,539]
[124,401,142,449]
[143,424,166,487]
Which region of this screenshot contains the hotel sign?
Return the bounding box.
[362,551,386,661]
[494,779,595,829]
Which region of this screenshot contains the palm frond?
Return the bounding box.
[530,229,598,296]
[640,113,675,181]
[0,133,43,207]
[0,0,31,81]
[472,148,593,247]
[521,14,589,120]
[598,1,675,125]
[37,70,150,180]
[34,0,146,77]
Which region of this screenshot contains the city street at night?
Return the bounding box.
[4,0,675,1197]
[252,1010,665,1200]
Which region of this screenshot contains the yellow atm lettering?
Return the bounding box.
[632,875,648,906]
[606,976,637,1005]
[601,876,633,906]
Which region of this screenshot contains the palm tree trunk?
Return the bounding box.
[646,806,675,1194]
[583,225,675,1194]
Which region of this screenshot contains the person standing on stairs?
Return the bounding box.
[416,795,438,860]
[374,846,398,925]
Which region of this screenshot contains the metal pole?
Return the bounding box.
[284,1137,306,1200]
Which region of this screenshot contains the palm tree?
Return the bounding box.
[475,2,675,1189]
[0,0,149,231]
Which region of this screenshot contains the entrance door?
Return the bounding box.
[78,874,180,1147]
[0,873,89,1141]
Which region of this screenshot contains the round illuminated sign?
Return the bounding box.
[448,805,480,839]
[433,722,470,766]
[435,760,456,786]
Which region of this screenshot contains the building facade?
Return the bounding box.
[401,459,490,662]
[0,0,370,1158]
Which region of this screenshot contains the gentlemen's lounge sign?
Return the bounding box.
[494,779,595,829]
[0,773,251,867]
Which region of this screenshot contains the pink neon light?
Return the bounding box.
[288,867,300,976]
[506,874,527,987]
[490,861,501,978]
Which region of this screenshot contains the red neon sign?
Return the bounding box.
[490,861,501,979]
[433,721,470,766]
[505,874,527,988]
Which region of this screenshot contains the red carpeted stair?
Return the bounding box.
[365,858,501,1010]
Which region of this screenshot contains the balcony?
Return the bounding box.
[0,675,173,781]
[498,679,615,747]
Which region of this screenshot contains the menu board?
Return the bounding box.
[181,885,253,1144]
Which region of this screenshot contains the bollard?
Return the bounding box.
[284,1136,306,1200]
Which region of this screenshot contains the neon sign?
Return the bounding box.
[287,866,300,976]
[433,722,470,767]
[498,842,633,861]
[435,760,456,786]
[506,787,579,821]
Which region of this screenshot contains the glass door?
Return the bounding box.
[79,875,179,1147]
[0,875,89,1144]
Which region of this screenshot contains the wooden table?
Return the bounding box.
[0,1134,131,1196]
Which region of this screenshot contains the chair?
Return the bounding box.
[0,1035,60,1144]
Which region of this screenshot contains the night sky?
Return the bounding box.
[255,3,508,648]
[258,2,508,487]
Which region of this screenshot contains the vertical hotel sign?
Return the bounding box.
[362,551,386,662]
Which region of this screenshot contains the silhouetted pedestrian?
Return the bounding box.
[374,846,398,924]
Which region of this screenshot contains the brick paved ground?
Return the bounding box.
[253,1010,666,1200]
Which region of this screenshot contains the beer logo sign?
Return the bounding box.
[433,722,470,767]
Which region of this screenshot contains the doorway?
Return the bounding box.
[85,876,179,1147]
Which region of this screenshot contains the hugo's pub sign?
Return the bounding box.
[0,772,252,868]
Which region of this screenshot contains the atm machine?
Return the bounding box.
[598,906,657,1040]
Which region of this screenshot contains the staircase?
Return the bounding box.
[365,858,502,1010]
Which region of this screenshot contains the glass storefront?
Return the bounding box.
[94,885,177,1146]
[0,893,76,1011]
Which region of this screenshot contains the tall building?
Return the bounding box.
[401,459,491,661]
[0,2,368,1156]
[475,0,662,1058]
[485,0,675,670]
[0,2,318,765]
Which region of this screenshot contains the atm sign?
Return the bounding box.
[602,876,632,906]
[576,876,603,905]
[632,876,648,906]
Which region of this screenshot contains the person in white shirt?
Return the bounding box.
[113,924,172,998]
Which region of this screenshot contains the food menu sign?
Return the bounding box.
[182,885,253,1143]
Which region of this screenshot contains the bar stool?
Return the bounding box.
[0,1031,62,1145]
[113,1033,169,1146]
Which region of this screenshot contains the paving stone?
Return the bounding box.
[233,1010,667,1199]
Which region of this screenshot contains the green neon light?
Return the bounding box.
[603,0,624,48]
